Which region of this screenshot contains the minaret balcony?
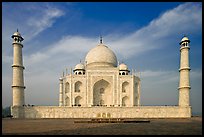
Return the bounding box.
[179,67,191,71]
[12,64,25,69]
[11,85,26,89]
[12,42,24,47]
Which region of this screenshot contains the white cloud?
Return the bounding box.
[141,70,168,78]
[26,6,65,41]
[48,36,96,55]
[2,3,65,48]
[2,54,13,64]
[140,69,201,106]
[24,1,202,72]
[23,36,98,74]
[5,2,202,71]
[140,69,202,89]
[140,70,179,89]
[148,2,201,37]
[190,69,202,80]
[108,2,202,59]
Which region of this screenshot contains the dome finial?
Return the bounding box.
[17,28,18,32]
[100,36,103,44]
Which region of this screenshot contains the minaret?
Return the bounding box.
[59,77,63,106]
[178,36,191,107]
[11,29,25,106]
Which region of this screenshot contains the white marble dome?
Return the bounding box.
[119,63,128,70]
[12,30,23,37]
[11,30,24,41]
[74,63,85,70]
[180,36,190,45]
[12,31,21,37]
[85,44,117,68]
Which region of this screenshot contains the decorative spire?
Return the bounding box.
[17,28,18,32]
[100,36,103,44]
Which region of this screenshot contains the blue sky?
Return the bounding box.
[2,2,202,115]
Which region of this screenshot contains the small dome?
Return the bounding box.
[11,30,24,41]
[181,36,189,42]
[74,63,85,70]
[180,36,190,44]
[13,31,21,36]
[85,44,117,68]
[119,63,128,70]
[12,31,22,37]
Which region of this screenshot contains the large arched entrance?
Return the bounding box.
[122,96,129,106]
[93,79,111,106]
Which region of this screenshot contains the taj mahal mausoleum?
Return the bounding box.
[11,30,191,119]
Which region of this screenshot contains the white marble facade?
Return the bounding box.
[59,42,141,108]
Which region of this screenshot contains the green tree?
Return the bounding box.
[2,106,11,118]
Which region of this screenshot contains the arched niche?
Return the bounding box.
[122,96,129,106]
[65,96,70,106]
[122,81,129,93]
[75,81,82,92]
[65,82,69,93]
[75,96,82,106]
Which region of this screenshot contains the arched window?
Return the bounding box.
[122,96,128,106]
[65,96,70,106]
[75,96,82,106]
[78,72,82,75]
[122,72,125,75]
[75,81,82,92]
[65,82,69,93]
[122,82,129,93]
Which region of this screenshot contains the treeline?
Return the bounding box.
[2,106,11,118]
